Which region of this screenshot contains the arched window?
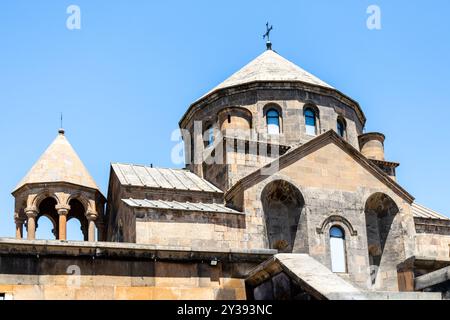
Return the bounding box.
[337,118,346,138]
[330,226,347,273]
[206,125,214,147]
[304,108,316,136]
[266,109,280,135]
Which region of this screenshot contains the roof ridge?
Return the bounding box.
[112,162,187,171]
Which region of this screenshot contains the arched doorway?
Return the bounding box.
[261,180,305,253]
[364,193,401,288]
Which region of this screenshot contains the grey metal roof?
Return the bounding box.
[122,198,242,214]
[112,163,222,193]
[412,203,449,220]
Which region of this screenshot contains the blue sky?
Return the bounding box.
[0,0,449,239]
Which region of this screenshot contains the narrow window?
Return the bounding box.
[206,126,214,146]
[304,109,316,136]
[266,109,280,135]
[227,114,231,123]
[337,119,345,138]
[330,226,347,273]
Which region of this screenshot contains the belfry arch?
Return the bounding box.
[261,180,306,253]
[12,129,106,242]
[36,197,59,239]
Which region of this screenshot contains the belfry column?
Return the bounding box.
[15,218,25,239]
[56,205,70,240]
[25,209,38,240]
[96,220,105,242]
[87,213,97,242]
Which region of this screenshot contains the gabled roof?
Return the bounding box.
[122,198,242,214]
[201,49,333,99]
[111,163,222,193]
[225,130,415,204]
[13,130,100,193]
[412,203,450,220]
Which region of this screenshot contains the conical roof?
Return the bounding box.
[202,49,333,98]
[13,130,100,192]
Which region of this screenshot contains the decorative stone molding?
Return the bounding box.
[55,204,71,216]
[316,215,358,237]
[25,208,38,218]
[86,211,98,221]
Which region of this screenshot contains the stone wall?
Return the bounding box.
[414,218,450,236]
[230,141,416,291]
[106,169,224,243]
[415,234,450,260]
[183,87,364,181]
[0,239,274,300]
[134,209,247,250]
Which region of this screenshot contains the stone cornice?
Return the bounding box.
[225,130,414,204]
[12,181,106,202]
[0,238,276,262]
[203,135,291,164]
[179,81,366,129]
[369,159,400,168]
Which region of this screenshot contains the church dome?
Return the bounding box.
[201,49,334,99]
[181,48,366,129]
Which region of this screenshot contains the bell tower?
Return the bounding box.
[12,129,106,241]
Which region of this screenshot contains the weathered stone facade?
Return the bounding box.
[1,46,449,300]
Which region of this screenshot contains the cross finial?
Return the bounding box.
[59,112,65,135]
[263,22,273,50]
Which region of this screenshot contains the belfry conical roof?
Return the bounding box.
[13,130,99,192]
[202,49,333,98]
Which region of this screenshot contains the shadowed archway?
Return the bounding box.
[261,180,305,253]
[67,199,88,241]
[365,192,402,289]
[35,197,58,239]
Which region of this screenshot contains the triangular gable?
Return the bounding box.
[225,130,414,204]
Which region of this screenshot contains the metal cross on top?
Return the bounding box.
[263,22,273,50]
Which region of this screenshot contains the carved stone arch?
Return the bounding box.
[217,106,253,132]
[263,103,283,134]
[316,215,358,236]
[255,173,310,206]
[29,191,60,211]
[303,102,320,117]
[361,190,403,215]
[66,193,91,213]
[364,192,403,289]
[336,114,348,139]
[303,102,321,135]
[34,196,59,240]
[263,103,283,116]
[36,213,57,232]
[260,178,307,253]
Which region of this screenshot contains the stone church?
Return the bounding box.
[0,41,449,300]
